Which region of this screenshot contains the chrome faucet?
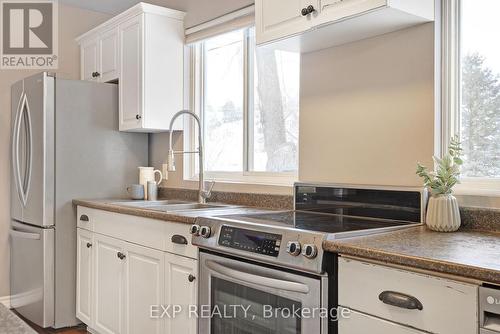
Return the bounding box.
[167,110,214,204]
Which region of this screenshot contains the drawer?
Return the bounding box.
[338,308,426,334]
[164,222,198,260]
[338,257,478,334]
[77,206,94,230]
[75,206,198,259]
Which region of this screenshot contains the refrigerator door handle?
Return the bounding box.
[13,93,33,207]
[9,228,41,240]
[11,93,22,203]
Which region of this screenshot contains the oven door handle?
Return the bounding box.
[205,260,310,294]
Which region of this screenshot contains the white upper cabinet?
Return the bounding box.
[256,0,317,46]
[81,38,99,82]
[99,26,120,83]
[255,0,435,52]
[77,3,185,132]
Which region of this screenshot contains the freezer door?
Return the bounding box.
[10,221,55,328]
[10,73,55,227]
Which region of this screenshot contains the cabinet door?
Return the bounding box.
[119,14,144,131]
[315,0,386,26]
[100,26,120,83]
[338,308,426,334]
[256,0,317,45]
[164,253,197,334]
[124,243,165,334]
[76,229,93,326]
[93,234,125,334]
[81,38,99,81]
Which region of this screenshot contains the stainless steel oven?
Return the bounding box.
[199,251,328,334]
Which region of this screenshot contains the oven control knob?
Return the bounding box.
[286,241,302,256]
[200,226,212,238]
[302,244,318,259]
[190,224,201,236]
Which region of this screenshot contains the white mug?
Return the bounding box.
[138,167,162,200]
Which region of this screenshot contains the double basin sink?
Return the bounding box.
[110,200,235,213]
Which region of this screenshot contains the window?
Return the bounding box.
[443,0,500,194]
[186,27,300,184]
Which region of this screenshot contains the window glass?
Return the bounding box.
[251,30,300,173]
[195,27,300,177]
[203,30,245,172]
[460,0,500,177]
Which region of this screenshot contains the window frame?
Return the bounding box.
[441,0,500,197]
[183,26,298,186]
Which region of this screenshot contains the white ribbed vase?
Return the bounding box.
[426,194,461,232]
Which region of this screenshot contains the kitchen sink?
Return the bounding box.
[111,200,232,212]
[110,200,188,208]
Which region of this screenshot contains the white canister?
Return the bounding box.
[138,167,162,200]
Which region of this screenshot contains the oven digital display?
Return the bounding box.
[218,226,282,257]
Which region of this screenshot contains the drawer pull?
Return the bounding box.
[379,291,423,310]
[171,235,188,245]
[80,214,89,222]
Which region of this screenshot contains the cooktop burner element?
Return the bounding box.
[220,211,417,234]
[192,183,426,274]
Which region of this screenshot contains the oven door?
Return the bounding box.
[199,251,325,334]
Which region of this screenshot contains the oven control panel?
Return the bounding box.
[218,225,282,257]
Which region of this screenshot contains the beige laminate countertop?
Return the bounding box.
[324,225,500,284]
[73,198,275,224]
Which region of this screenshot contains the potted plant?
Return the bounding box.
[416,136,463,232]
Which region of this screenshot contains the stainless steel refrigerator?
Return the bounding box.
[10,72,148,329]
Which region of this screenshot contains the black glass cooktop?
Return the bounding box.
[223,211,418,234]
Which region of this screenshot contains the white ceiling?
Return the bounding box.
[59,0,254,28]
[60,0,146,15]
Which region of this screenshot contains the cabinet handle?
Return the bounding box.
[378,291,423,310]
[306,5,316,14]
[135,114,142,120]
[80,214,89,222]
[117,252,126,260]
[301,7,309,16]
[86,242,92,248]
[171,235,188,245]
[188,274,196,282]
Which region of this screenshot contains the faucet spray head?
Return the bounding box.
[167,150,176,172]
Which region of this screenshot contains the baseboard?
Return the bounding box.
[0,295,11,309]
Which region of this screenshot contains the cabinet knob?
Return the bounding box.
[188,274,196,282]
[136,114,142,120]
[301,7,309,16]
[86,242,92,248]
[117,252,126,260]
[92,71,101,78]
[306,5,316,14]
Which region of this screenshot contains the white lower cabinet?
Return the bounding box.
[93,234,125,334]
[124,243,165,334]
[76,229,93,326]
[338,257,479,334]
[165,253,198,334]
[339,308,426,334]
[76,210,198,334]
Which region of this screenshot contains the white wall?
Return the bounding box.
[299,23,435,187]
[0,4,110,301]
